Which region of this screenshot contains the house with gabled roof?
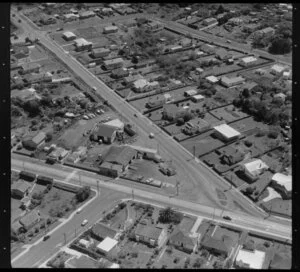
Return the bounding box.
[169,229,196,253]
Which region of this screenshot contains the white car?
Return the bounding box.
[76,208,82,214]
[81,219,88,226]
[83,115,89,120]
[149,133,154,139]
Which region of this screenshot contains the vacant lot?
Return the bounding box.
[230,116,268,134]
[29,45,48,61]
[209,104,248,123]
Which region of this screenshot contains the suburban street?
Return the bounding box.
[11,157,291,240]
[11,188,129,268]
[10,11,280,219]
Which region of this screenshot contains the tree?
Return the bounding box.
[215,4,225,15]
[45,131,53,142]
[177,118,185,125]
[193,257,204,268]
[269,37,292,54]
[244,140,253,147]
[242,88,250,98]
[24,100,41,116]
[75,186,91,202]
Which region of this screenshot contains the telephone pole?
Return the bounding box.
[176,180,180,196]
[132,189,134,200]
[74,227,77,238]
[63,233,67,244]
[193,145,196,159]
[96,180,99,193]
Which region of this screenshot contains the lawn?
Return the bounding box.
[29,45,48,61]
[107,206,128,230]
[196,220,214,238]
[209,104,248,123]
[38,187,76,217]
[260,198,291,218]
[178,216,197,233]
[155,247,191,269]
[229,116,268,134]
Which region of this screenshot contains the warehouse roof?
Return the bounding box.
[272,173,292,191]
[96,237,118,252]
[213,124,241,139]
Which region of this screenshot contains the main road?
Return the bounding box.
[11,11,291,219]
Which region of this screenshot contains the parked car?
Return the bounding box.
[83,115,89,120]
[76,208,82,214]
[43,235,50,241]
[149,133,154,139]
[81,219,88,226]
[223,216,232,221]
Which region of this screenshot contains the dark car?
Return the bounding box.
[223,216,232,221]
[43,235,50,241]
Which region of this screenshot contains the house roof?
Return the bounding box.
[202,235,233,254]
[241,56,257,63]
[31,131,46,145]
[12,220,23,232]
[221,76,245,85]
[63,31,76,38]
[104,145,136,166]
[215,48,230,59]
[21,62,40,71]
[74,38,92,47]
[272,173,292,191]
[185,89,198,96]
[271,64,286,73]
[126,145,157,155]
[135,223,163,240]
[19,210,40,229]
[11,180,31,193]
[92,223,117,240]
[103,118,124,130]
[92,47,110,54]
[244,159,269,176]
[96,124,117,138]
[169,229,194,248]
[96,237,118,252]
[206,75,219,83]
[104,25,118,31]
[213,124,241,139]
[235,249,266,269]
[104,58,124,66]
[133,79,149,89]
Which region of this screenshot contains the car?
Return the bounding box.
[223,216,232,221]
[56,27,63,31]
[134,113,138,117]
[226,40,231,43]
[92,86,97,91]
[81,219,88,226]
[83,115,89,120]
[43,235,50,241]
[149,133,154,139]
[76,208,82,214]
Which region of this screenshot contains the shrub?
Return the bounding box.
[244,140,253,147]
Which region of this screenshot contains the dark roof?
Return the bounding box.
[269,252,291,269]
[104,146,136,166]
[19,210,40,229]
[221,146,244,164]
[135,223,163,240]
[92,223,117,240]
[201,235,233,254]
[11,181,31,193]
[96,124,117,138]
[169,230,194,248]
[215,48,231,60]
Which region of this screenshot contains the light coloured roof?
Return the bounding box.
[213,124,241,139]
[96,237,118,252]
[192,94,205,100]
[272,173,292,191]
[79,239,91,247]
[104,25,118,31]
[133,79,149,89]
[221,76,245,84]
[241,56,257,63]
[63,31,76,38]
[244,159,268,175]
[74,38,92,47]
[126,145,157,155]
[236,249,265,269]
[104,58,124,66]
[185,89,197,95]
[271,64,286,73]
[206,75,219,82]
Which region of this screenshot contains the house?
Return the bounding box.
[242,159,269,182]
[228,17,243,25]
[184,89,198,97]
[134,222,167,248]
[221,146,244,166]
[103,118,124,131]
[103,25,118,34]
[74,38,93,51]
[270,64,287,75]
[146,21,163,32]
[63,13,79,21]
[111,68,129,79]
[191,94,205,103]
[255,68,266,75]
[96,237,118,255]
[101,7,114,15]
[11,88,41,102]
[235,249,266,269]
[240,56,257,67]
[203,17,217,26]
[22,131,46,150]
[70,8,78,14]
[213,124,241,142]
[282,70,291,79]
[92,47,110,58]
[48,147,69,162]
[20,63,41,74]
[11,181,31,198]
[91,223,117,241]
[39,15,56,25]
[243,23,261,33]
[124,73,144,84]
[133,79,159,93]
[103,58,124,69]
[94,124,117,144]
[201,43,216,54]
[201,235,234,257]
[215,48,232,61]
[169,229,195,253]
[78,238,93,248]
[12,221,23,234]
[79,10,95,19]
[195,67,204,74]
[19,210,40,231]
[62,31,76,41]
[206,75,219,84]
[65,255,99,268]
[255,27,275,37]
[179,38,192,47]
[270,173,292,199]
[221,76,245,88]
